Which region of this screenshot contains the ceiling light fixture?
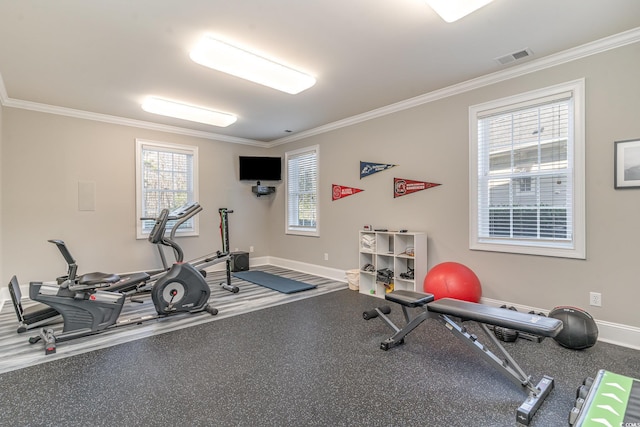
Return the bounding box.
[425,0,494,23]
[189,35,316,95]
[141,97,237,127]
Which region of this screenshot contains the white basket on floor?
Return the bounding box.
[345,269,360,291]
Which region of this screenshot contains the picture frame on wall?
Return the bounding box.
[614,138,640,189]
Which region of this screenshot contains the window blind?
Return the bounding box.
[286,147,318,234]
[477,95,573,245]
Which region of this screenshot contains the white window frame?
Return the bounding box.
[285,145,320,237]
[469,79,585,259]
[135,139,199,239]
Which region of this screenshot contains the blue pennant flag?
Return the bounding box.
[360,161,396,179]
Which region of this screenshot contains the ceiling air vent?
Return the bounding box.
[495,48,534,65]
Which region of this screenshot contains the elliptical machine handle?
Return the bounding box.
[148,209,185,263]
[148,209,170,245]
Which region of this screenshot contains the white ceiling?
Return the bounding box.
[0,1,639,145]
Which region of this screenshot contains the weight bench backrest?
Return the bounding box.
[427,298,563,338]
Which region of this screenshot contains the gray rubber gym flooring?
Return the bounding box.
[1,266,639,426]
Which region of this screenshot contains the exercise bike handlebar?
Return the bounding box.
[48,239,78,282]
[48,239,76,266]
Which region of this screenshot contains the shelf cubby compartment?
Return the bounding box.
[375,232,394,255]
[359,270,377,296]
[359,232,376,253]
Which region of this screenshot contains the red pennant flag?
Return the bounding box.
[394,178,441,198]
[332,184,364,201]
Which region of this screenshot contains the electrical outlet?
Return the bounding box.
[589,292,602,307]
[249,246,254,253]
[324,253,329,261]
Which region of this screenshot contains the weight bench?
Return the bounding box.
[363,290,564,426]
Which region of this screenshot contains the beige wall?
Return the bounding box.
[0,103,3,284]
[268,42,640,327]
[1,42,639,330]
[1,110,272,284]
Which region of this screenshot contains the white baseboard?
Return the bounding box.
[481,297,640,351]
[213,258,640,350]
[263,257,349,283]
[204,255,349,283]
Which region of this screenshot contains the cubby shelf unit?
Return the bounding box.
[358,230,427,299]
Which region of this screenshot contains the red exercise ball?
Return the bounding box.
[423,262,482,302]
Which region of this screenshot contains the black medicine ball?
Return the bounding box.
[549,306,598,350]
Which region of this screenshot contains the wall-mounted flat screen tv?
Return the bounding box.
[239,156,282,181]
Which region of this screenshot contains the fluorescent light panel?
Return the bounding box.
[142,97,237,127]
[190,35,316,95]
[426,0,494,23]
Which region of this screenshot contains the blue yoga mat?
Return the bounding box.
[233,271,317,294]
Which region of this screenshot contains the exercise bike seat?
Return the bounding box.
[76,272,121,287]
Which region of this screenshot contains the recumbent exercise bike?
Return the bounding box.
[29,207,218,355]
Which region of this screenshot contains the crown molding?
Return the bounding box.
[268,26,640,147]
[2,27,639,148]
[0,88,266,147]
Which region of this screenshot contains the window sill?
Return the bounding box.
[470,239,585,259]
[286,229,320,237]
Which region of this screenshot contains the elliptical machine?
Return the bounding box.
[28,208,218,355]
[149,202,239,294]
[148,208,218,314]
